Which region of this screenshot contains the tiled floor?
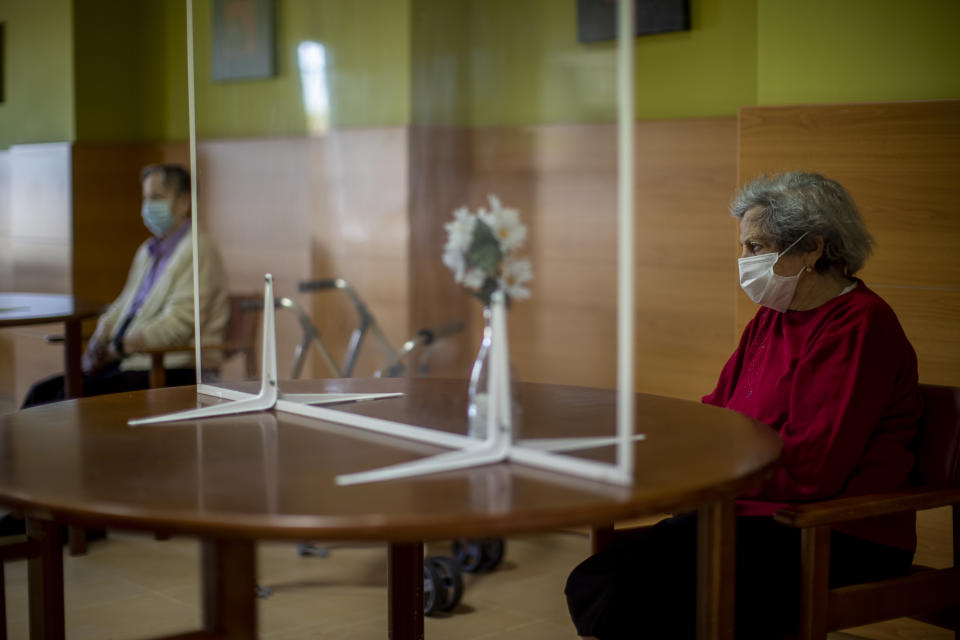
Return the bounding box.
[2,531,587,640]
[1,510,953,639]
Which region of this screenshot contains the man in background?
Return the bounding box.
[1,164,229,538]
[21,163,230,407]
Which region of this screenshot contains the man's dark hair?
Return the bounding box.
[141,164,191,198]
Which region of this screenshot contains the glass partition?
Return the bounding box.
[187,0,633,483]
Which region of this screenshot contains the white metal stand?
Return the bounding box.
[128,274,401,426]
[334,291,640,486]
[130,273,641,486]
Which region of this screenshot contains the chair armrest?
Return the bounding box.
[135,343,253,388]
[133,343,246,356]
[774,487,960,528]
[45,331,96,344]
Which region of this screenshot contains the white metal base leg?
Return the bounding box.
[129,275,401,426]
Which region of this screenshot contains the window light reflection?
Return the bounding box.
[297,41,330,135]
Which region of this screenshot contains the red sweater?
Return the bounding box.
[703,281,923,550]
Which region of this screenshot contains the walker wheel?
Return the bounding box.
[451,537,505,572]
[479,537,505,570]
[423,559,441,615]
[429,556,464,612]
[451,538,484,572]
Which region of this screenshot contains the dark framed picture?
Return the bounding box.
[0,22,5,103]
[211,0,277,81]
[577,0,691,43]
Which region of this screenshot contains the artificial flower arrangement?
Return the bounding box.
[442,195,533,305]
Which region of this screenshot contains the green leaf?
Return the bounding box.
[468,220,503,275]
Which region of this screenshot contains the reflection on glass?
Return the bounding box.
[297,41,330,135]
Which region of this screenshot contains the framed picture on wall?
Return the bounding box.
[211,0,277,81]
[0,22,5,102]
[577,0,690,43]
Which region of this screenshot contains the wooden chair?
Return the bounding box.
[589,383,960,639]
[144,292,261,388]
[1,521,62,640]
[775,383,960,639]
[0,535,36,640]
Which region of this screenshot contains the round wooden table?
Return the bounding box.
[0,292,103,399]
[0,378,780,640]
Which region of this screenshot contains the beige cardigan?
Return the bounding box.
[96,228,230,372]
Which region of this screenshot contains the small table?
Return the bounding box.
[0,378,780,640]
[0,292,103,399]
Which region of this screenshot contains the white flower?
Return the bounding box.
[442,247,467,283]
[443,206,476,253]
[499,256,533,300]
[462,268,486,290]
[479,195,526,252]
[443,195,533,304]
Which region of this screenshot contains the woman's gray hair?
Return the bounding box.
[731,172,874,276]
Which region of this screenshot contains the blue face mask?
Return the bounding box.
[141,199,175,237]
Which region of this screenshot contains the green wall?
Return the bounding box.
[464,0,756,126]
[161,1,189,141]
[74,0,184,142]
[0,0,75,149]
[192,0,410,139]
[410,0,472,127]
[170,0,758,133]
[757,0,960,105]
[631,0,756,120]
[1,0,958,148]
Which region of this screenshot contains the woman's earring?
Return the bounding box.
[804,266,813,273]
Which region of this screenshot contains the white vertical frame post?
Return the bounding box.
[616,0,636,482]
[186,0,203,382]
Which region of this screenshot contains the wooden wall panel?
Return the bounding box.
[307,128,412,378]
[195,138,313,382]
[71,142,188,305]
[738,100,960,386]
[0,150,10,291]
[467,118,738,399]
[469,124,618,390]
[633,118,740,398]
[8,325,65,409]
[408,126,477,380]
[3,120,738,405]
[1,143,72,409]
[0,147,11,408]
[9,143,72,294]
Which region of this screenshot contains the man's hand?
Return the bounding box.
[123,331,147,355]
[81,324,113,375]
[99,331,146,365]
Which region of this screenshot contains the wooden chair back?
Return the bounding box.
[787,382,960,639]
[592,383,960,639]
[913,384,960,488]
[222,293,261,379]
[146,292,261,388]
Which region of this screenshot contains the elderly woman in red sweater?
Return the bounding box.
[565,172,923,639]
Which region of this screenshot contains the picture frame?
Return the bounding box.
[0,23,5,103]
[211,0,277,81]
[577,0,690,43]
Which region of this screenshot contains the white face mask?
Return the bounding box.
[738,232,809,312]
[142,199,175,237]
